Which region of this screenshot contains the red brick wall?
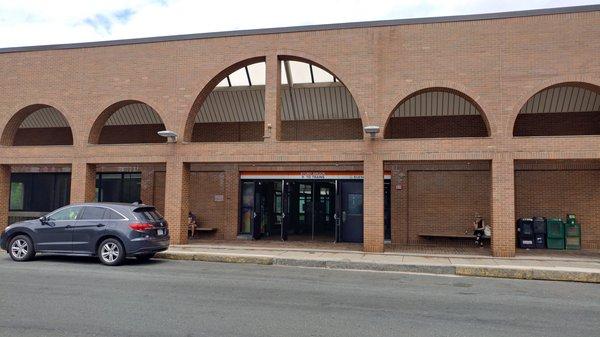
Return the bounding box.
[0,9,599,256]
[281,119,363,140]
[98,124,166,144]
[515,167,600,249]
[153,171,166,215]
[14,127,73,146]
[191,119,363,142]
[385,115,488,138]
[189,171,227,239]
[386,162,491,247]
[407,170,491,245]
[192,122,264,142]
[513,111,600,136]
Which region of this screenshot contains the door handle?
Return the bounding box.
[342,211,347,222]
[65,225,72,229]
[253,212,257,219]
[96,224,105,228]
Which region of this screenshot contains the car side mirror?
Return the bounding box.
[39,216,48,223]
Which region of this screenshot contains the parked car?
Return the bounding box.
[0,203,169,266]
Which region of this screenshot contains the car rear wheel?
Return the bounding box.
[9,235,35,262]
[98,238,125,266]
[136,253,155,262]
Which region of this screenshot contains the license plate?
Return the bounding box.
[157,229,164,236]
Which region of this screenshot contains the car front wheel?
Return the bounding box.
[9,235,36,262]
[98,238,125,266]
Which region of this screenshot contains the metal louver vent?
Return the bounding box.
[392,91,481,117]
[519,86,600,114]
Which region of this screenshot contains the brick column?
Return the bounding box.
[363,155,384,252]
[491,156,516,257]
[140,167,154,205]
[70,162,96,203]
[223,165,239,240]
[165,160,190,245]
[0,165,10,231]
[263,54,281,141]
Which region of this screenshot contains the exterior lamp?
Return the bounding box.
[158,130,178,143]
[363,125,380,139]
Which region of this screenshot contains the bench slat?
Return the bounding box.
[419,232,475,239]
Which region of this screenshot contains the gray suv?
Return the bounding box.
[0,203,169,266]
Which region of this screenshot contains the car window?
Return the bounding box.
[134,207,163,222]
[79,206,106,220]
[48,206,83,221]
[103,208,126,220]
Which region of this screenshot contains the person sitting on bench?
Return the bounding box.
[188,211,197,238]
[473,214,486,247]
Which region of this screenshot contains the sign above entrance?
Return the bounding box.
[240,171,392,180]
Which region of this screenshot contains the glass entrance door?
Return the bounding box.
[339,181,364,243]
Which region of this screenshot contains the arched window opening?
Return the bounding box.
[3,105,73,146]
[384,89,489,139]
[514,83,600,136]
[191,61,266,142]
[280,59,362,141]
[91,101,166,144]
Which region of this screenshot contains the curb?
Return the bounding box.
[455,265,600,283]
[156,251,600,283]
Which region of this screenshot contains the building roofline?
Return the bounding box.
[1,4,598,54]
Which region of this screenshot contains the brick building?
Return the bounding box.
[1,5,599,257]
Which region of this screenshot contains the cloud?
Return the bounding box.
[0,0,597,48]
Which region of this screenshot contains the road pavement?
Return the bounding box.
[0,254,598,337]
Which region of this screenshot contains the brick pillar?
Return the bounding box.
[0,165,10,231]
[491,156,516,257]
[224,165,239,240]
[263,54,281,141]
[363,155,384,252]
[70,162,96,203]
[165,160,190,245]
[140,167,154,205]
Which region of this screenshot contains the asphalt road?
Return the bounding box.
[0,254,598,337]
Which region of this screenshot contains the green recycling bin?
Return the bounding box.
[546,218,565,250]
[565,214,581,250]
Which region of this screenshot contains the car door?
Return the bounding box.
[35,206,82,252]
[72,206,112,254]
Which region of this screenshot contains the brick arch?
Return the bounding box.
[88,99,168,144]
[382,86,491,139]
[183,56,266,142]
[0,103,74,146]
[509,80,600,137]
[277,49,369,126]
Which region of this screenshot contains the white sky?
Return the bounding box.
[0,0,597,48]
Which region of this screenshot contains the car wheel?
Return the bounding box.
[136,253,155,262]
[98,238,125,266]
[9,235,36,262]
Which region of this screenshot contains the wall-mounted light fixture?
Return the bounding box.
[158,130,178,143]
[363,125,380,139]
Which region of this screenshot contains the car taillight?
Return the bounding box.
[129,223,154,231]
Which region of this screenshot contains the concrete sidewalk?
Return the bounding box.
[157,244,600,283]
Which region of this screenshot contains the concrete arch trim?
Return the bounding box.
[0,103,75,146]
[183,56,267,142]
[88,99,169,144]
[382,82,492,138]
[507,76,600,137]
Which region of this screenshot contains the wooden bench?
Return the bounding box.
[419,232,491,241]
[189,225,217,238]
[419,232,476,239]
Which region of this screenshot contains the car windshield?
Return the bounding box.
[134,207,163,222]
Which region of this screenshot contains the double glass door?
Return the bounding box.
[240,179,363,243]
